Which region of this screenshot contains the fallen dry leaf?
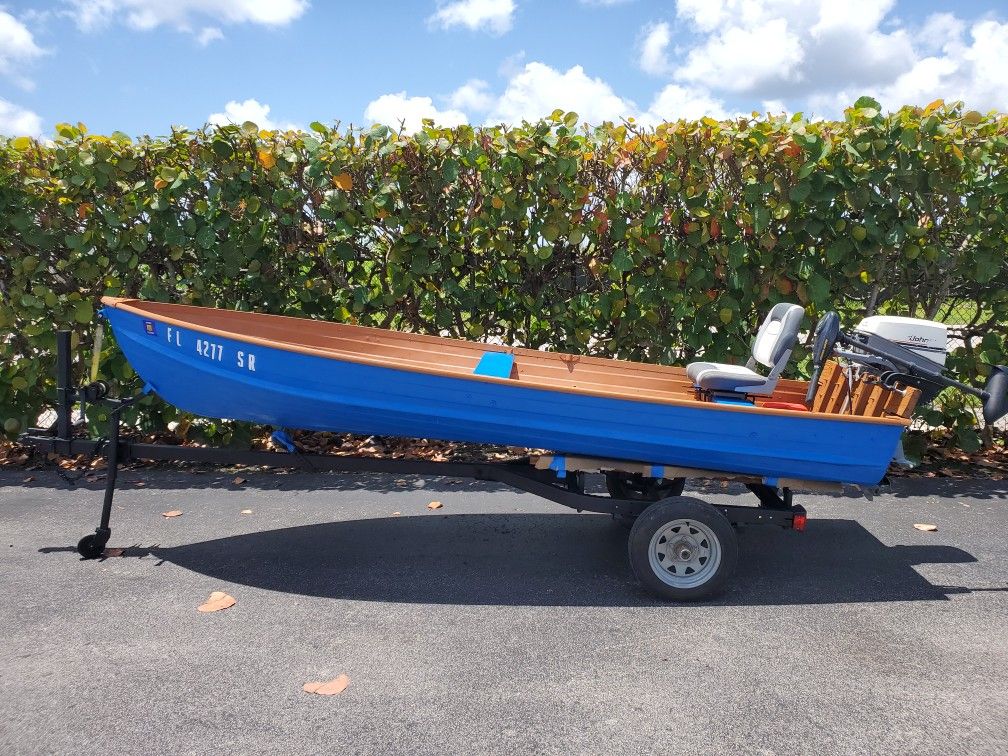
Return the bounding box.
[232,476,247,486]
[134,480,146,487]
[394,479,407,487]
[22,476,34,483]
[103,547,125,558]
[392,511,401,516]
[162,510,183,518]
[240,509,252,515]
[197,591,236,613]
[427,501,443,510]
[303,674,350,696]
[913,523,938,532]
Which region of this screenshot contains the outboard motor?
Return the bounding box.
[853,316,948,404]
[806,312,1008,425]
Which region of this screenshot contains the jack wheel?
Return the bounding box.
[77,533,108,559]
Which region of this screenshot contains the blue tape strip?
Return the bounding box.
[712,396,755,406]
[548,455,566,479]
[763,476,779,488]
[650,464,663,478]
[270,430,297,454]
[141,382,155,395]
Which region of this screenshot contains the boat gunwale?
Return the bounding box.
[101,296,910,427]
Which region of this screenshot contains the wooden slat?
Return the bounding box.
[849,381,874,416]
[813,361,849,414]
[860,383,889,418]
[890,386,922,419]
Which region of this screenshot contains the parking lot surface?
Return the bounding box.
[1,469,1006,754]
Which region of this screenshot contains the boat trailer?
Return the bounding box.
[20,331,809,601]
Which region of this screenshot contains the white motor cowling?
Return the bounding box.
[854,315,948,367]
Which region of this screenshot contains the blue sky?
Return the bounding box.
[1,0,1006,137]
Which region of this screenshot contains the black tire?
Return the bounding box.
[606,473,686,528]
[627,497,738,601]
[77,533,106,559]
[605,472,686,501]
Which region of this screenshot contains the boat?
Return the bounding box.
[97,296,945,487]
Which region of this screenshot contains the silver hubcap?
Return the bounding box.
[648,518,721,589]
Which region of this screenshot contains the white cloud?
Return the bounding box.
[639,84,728,124]
[487,62,635,125]
[196,26,223,46]
[874,18,1008,113]
[916,13,965,56]
[364,92,468,131]
[448,79,493,112]
[66,0,307,36]
[365,62,729,130]
[0,98,43,136]
[0,11,45,88]
[497,49,526,78]
[639,21,671,76]
[676,17,805,93]
[207,99,297,130]
[675,0,738,33]
[671,0,917,103]
[428,0,515,35]
[761,99,788,115]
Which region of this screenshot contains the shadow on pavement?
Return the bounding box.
[885,477,1008,500]
[39,514,988,607]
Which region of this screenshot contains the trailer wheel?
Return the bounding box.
[628,497,737,601]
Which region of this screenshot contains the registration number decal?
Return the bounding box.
[160,323,256,372]
[196,338,224,361]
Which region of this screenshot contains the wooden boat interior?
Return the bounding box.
[105,298,920,424]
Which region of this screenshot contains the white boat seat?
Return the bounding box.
[687,303,805,396]
[685,361,717,383]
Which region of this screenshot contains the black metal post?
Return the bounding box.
[55,330,73,442]
[93,404,122,546]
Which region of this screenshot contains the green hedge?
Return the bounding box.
[1,97,1006,450]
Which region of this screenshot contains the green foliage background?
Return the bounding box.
[1,97,1006,450]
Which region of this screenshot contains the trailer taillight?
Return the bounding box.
[792,512,807,531]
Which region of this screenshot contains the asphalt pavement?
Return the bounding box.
[0,467,1006,755]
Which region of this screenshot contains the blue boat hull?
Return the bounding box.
[102,306,903,485]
